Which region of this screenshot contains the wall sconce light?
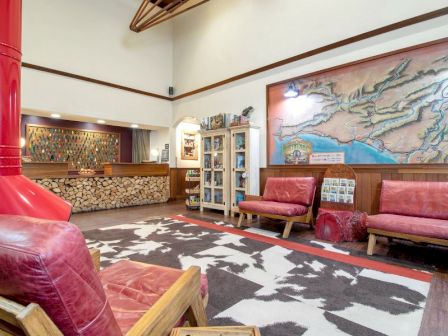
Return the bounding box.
[20,137,26,148]
[284,81,299,98]
[151,148,160,163]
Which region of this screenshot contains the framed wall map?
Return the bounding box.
[25,124,120,170]
[267,38,448,165]
[181,130,198,160]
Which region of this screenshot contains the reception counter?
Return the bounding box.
[23,163,170,213]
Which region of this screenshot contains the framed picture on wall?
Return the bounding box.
[181,131,198,160]
[266,39,448,166]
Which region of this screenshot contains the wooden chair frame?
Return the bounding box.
[367,228,448,256]
[0,249,208,336]
[237,194,315,238]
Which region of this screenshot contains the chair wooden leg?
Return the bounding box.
[237,213,245,228]
[283,221,293,239]
[309,216,314,230]
[247,213,253,225]
[185,293,208,327]
[367,233,377,256]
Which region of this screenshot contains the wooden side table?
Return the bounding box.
[316,208,367,242]
[170,326,261,336]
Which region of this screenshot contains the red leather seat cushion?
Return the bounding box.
[367,214,448,239]
[262,177,316,206]
[0,215,121,336]
[239,200,308,217]
[100,260,209,335]
[379,180,448,220]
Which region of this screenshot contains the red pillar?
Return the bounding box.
[0,0,72,220]
[0,0,22,176]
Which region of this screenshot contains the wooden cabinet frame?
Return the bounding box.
[230,126,260,217]
[200,129,230,216]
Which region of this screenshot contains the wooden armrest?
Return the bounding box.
[89,248,101,272]
[0,296,63,336]
[244,195,262,202]
[126,266,207,336]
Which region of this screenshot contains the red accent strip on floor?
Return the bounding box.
[170,215,433,283]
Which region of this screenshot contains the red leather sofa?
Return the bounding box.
[0,215,208,335]
[237,177,316,238]
[366,180,448,255]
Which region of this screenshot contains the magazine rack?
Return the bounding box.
[320,164,357,211]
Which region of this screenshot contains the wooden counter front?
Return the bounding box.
[103,163,169,177]
[22,162,69,178]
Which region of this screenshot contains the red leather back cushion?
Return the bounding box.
[379,180,448,220]
[0,215,121,336]
[262,177,316,206]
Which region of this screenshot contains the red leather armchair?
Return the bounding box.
[0,215,208,336]
[237,177,316,238]
[366,180,448,255]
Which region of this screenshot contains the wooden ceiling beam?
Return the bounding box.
[130,0,209,32]
[134,0,163,26]
[130,0,151,28]
[138,0,186,30]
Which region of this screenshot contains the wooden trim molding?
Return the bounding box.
[22,62,173,101]
[266,37,448,89]
[21,7,448,101]
[173,7,448,100]
[262,164,448,173]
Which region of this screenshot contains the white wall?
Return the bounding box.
[22,0,173,129]
[23,0,173,94]
[149,128,171,162]
[22,68,173,129]
[173,0,448,94]
[175,122,201,168]
[173,16,448,167]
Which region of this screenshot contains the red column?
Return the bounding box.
[0,0,72,221]
[0,0,22,176]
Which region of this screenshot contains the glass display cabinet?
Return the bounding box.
[230,125,260,216]
[200,129,230,216]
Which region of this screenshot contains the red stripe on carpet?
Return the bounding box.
[170,215,432,283]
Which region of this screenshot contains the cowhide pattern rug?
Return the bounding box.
[84,216,430,336]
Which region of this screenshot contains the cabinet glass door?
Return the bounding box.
[234,132,246,150]
[214,188,224,204]
[204,187,212,203]
[213,135,224,152]
[233,131,247,208]
[203,170,212,187]
[203,137,212,153]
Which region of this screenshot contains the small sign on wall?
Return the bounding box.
[309,152,345,164]
[161,144,169,163]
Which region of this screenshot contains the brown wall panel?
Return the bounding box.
[169,168,193,200]
[170,165,448,214]
[261,165,448,215]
